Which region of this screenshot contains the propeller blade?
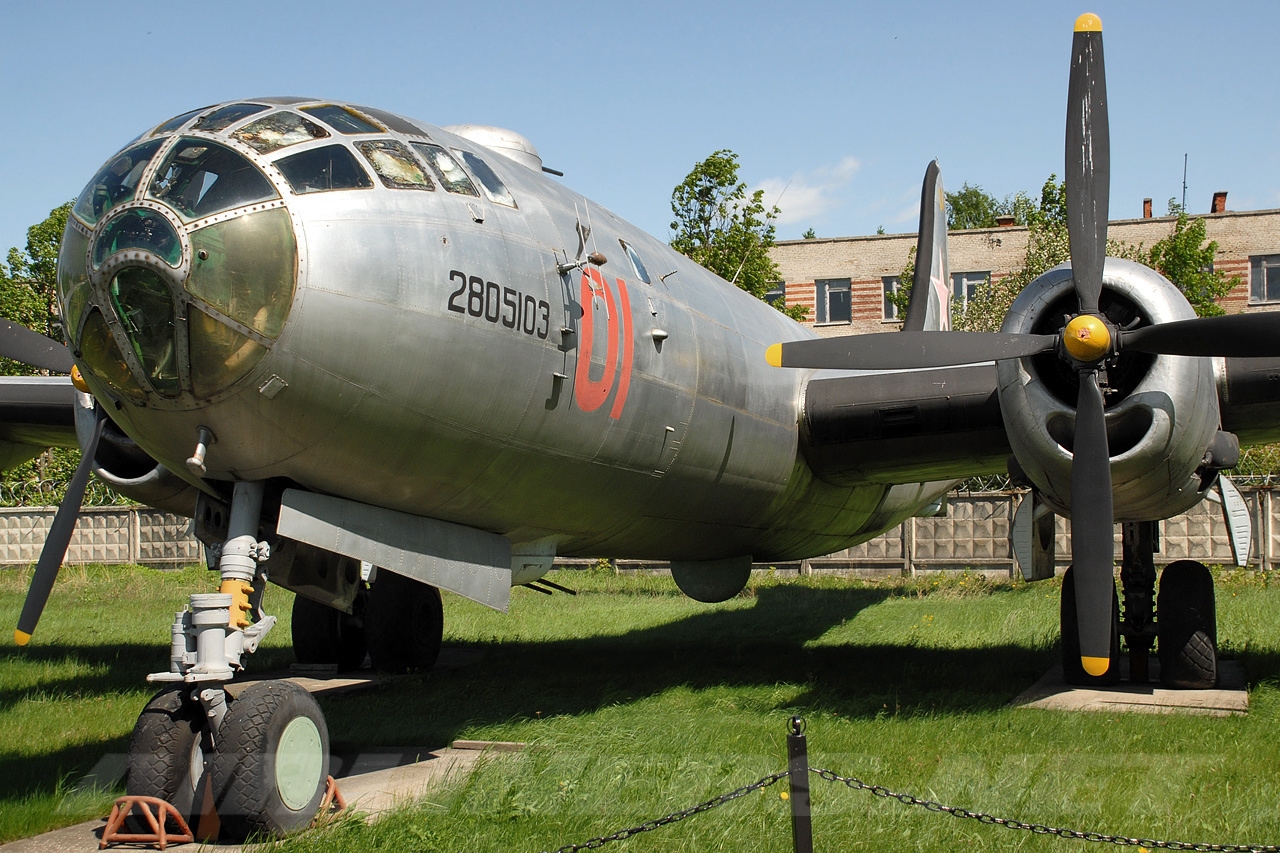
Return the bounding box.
[1070,369,1115,676]
[1121,313,1280,358]
[14,408,106,645]
[0,320,74,374]
[766,331,1057,371]
[1065,13,1109,315]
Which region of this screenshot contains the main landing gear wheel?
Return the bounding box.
[366,570,443,673]
[125,687,204,824]
[211,680,330,839]
[1060,565,1121,686]
[291,590,368,672]
[1157,560,1218,689]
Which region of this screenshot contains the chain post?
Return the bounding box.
[787,716,813,853]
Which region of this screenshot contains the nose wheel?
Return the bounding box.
[125,688,205,825]
[210,680,330,839]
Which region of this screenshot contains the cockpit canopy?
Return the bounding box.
[59,98,524,408]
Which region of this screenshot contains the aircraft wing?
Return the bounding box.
[0,375,78,471]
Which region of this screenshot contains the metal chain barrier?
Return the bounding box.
[808,766,1280,852]
[535,714,1280,853]
[537,770,792,853]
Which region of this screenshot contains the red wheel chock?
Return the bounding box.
[315,775,346,822]
[99,795,194,850]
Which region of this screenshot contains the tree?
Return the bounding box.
[0,201,70,364]
[1145,210,1237,317]
[946,183,1037,231]
[802,227,817,240]
[670,150,808,321]
[0,201,120,506]
[947,183,1003,230]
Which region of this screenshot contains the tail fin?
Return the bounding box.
[901,160,950,332]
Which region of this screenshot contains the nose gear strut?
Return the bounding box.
[130,481,331,839]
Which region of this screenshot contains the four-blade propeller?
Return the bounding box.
[768,13,1280,677]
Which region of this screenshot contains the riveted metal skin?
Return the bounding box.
[997,258,1220,522]
[61,98,958,565]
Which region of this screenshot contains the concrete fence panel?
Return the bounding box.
[0,487,1276,575]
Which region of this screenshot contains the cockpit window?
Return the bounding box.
[275,144,373,194]
[301,105,382,135]
[72,139,165,226]
[93,209,183,268]
[148,139,278,220]
[192,103,268,133]
[356,140,435,190]
[353,106,429,137]
[232,111,330,153]
[411,143,478,196]
[151,107,208,136]
[620,240,651,284]
[109,267,181,397]
[453,149,517,208]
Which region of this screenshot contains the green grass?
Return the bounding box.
[6,566,1280,850]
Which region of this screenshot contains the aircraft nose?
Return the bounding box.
[61,138,297,405]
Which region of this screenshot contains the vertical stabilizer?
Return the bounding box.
[901,160,950,332]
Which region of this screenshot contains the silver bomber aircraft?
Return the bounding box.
[8,13,1280,838]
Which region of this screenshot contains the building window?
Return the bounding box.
[951,271,989,309]
[1251,255,1280,303]
[883,276,902,321]
[765,281,785,307]
[815,278,851,324]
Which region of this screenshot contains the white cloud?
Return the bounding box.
[753,157,860,226]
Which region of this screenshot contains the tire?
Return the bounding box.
[365,570,443,674]
[291,591,367,672]
[1158,560,1218,689]
[211,680,330,839]
[1060,565,1121,686]
[125,688,204,824]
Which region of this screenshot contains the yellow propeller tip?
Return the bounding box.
[70,364,90,394]
[765,343,783,367]
[1081,655,1110,676]
[1074,13,1102,32]
[14,630,31,646]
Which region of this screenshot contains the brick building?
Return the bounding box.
[769,197,1280,336]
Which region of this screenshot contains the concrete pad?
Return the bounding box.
[1012,659,1248,716]
[0,649,499,853]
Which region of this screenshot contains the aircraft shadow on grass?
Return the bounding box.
[319,584,1062,750]
[8,584,1279,801]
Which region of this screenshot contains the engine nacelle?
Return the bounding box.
[997,259,1220,522]
[73,391,204,516]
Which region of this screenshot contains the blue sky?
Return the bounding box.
[3,1,1277,259]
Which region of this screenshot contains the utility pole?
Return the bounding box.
[1182,153,1188,212]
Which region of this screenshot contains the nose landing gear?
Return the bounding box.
[126,481,331,839]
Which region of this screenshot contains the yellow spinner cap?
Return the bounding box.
[1062,314,1111,362]
[1075,13,1102,32]
[765,343,783,367]
[1081,655,1110,676]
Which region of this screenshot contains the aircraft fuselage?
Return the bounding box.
[63,100,950,563]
